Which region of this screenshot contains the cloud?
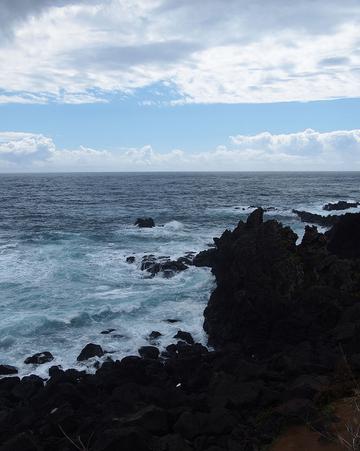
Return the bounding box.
[0,0,88,40]
[0,132,55,163]
[0,0,359,104]
[319,56,351,66]
[1,129,360,171]
[71,40,202,70]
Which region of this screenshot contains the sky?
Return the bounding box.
[0,0,360,171]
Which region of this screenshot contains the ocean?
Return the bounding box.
[1,172,359,377]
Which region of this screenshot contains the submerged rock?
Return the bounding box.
[141,255,188,278]
[77,343,104,361]
[24,351,54,365]
[135,217,155,228]
[100,328,116,334]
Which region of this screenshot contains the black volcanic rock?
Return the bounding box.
[126,256,136,263]
[173,331,194,345]
[0,364,18,375]
[193,248,217,268]
[203,208,360,357]
[292,209,339,227]
[24,351,54,365]
[141,255,188,278]
[323,200,359,211]
[327,212,360,259]
[77,343,104,361]
[149,331,162,340]
[138,346,160,360]
[3,209,360,451]
[204,208,303,352]
[135,217,155,228]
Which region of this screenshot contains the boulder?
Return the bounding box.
[173,331,194,345]
[77,343,104,361]
[126,256,136,263]
[138,346,159,360]
[24,351,54,365]
[135,217,155,228]
[0,364,18,375]
[149,331,162,340]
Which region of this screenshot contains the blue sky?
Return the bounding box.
[0,0,359,171]
[1,97,360,153]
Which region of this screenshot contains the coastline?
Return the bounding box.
[1,207,360,450]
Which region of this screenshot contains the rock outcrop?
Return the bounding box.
[293,209,339,227]
[2,209,360,451]
[135,217,155,228]
[323,200,359,211]
[203,209,360,357]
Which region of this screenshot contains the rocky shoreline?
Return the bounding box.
[1,208,360,450]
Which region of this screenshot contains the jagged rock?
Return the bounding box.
[327,212,360,259]
[24,351,54,365]
[126,256,136,263]
[293,209,339,227]
[204,208,360,358]
[138,346,159,360]
[77,343,104,361]
[173,331,194,345]
[3,208,360,451]
[135,217,155,228]
[193,248,217,268]
[0,364,18,375]
[323,200,359,211]
[204,208,303,352]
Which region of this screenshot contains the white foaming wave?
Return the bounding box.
[162,220,185,231]
[294,200,360,218]
[121,221,187,239]
[1,266,213,379]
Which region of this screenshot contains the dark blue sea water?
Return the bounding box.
[1,172,359,376]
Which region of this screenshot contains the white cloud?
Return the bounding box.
[0,0,359,104]
[1,129,360,171]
